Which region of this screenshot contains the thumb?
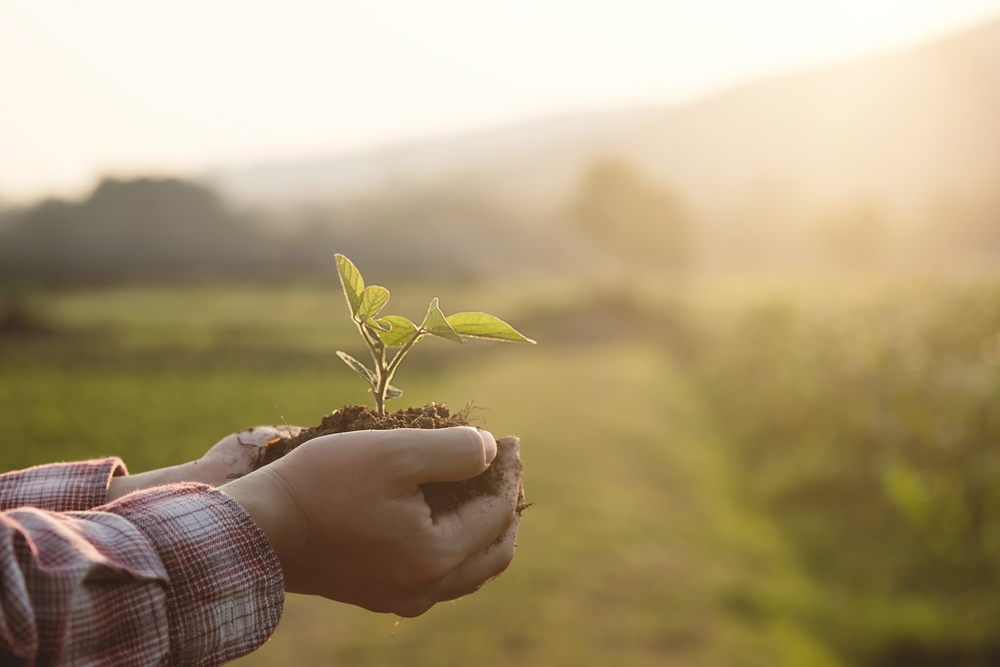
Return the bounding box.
[385,427,496,486]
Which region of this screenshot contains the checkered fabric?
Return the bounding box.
[0,458,128,513]
[0,459,284,666]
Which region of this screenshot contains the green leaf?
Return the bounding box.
[360,314,391,333]
[336,351,376,387]
[446,312,536,343]
[421,298,463,344]
[335,254,364,317]
[376,315,419,347]
[385,384,403,400]
[359,285,389,319]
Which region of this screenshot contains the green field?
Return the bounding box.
[5,276,1000,665]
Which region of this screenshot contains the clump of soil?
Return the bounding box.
[252,402,518,520]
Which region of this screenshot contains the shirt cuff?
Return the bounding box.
[0,457,127,512]
[107,484,284,667]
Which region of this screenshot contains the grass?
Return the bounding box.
[12,274,1000,664]
[0,280,836,666]
[233,344,835,667]
[681,276,1000,664]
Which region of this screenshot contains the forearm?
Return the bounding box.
[0,506,170,665]
[0,485,283,666]
[105,425,294,502]
[106,458,233,502]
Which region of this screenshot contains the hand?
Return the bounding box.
[222,427,521,617]
[106,424,301,502]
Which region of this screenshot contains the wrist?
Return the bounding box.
[221,468,307,593]
[107,483,285,660]
[106,459,222,502]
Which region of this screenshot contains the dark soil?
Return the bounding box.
[251,402,515,520]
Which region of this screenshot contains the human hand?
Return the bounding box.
[106,424,301,502]
[222,427,521,616]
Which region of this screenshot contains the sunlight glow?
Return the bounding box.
[2,0,1000,201]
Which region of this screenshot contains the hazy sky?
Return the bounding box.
[3,0,1000,203]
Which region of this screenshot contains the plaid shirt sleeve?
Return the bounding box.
[0,461,284,667]
[0,458,128,512]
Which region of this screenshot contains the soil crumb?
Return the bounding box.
[252,402,507,519]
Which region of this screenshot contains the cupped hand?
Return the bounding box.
[196,424,302,486]
[106,424,301,502]
[222,427,522,617]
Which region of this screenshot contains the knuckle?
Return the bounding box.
[405,555,452,588]
[497,544,516,572]
[393,598,434,618]
[364,601,394,614]
[450,579,486,600]
[486,531,517,570]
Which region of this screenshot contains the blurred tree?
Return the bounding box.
[81,177,232,247]
[570,160,690,269]
[0,177,276,281]
[0,176,540,283]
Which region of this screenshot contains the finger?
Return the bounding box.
[481,430,498,466]
[226,424,302,448]
[383,427,493,486]
[497,436,525,508]
[429,439,521,559]
[434,512,521,602]
[202,425,302,476]
[435,490,516,556]
[496,435,520,471]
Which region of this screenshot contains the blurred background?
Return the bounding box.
[5,1,1000,664]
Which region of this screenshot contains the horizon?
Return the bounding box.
[3,0,1000,205]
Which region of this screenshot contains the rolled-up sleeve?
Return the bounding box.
[0,458,128,512]
[108,484,284,666]
[0,462,283,667]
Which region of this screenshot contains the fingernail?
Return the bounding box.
[479,429,497,466]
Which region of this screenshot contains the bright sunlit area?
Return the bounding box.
[3,0,1000,199]
[4,2,1000,666]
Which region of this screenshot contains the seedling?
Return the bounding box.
[335,254,535,417]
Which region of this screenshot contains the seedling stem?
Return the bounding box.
[334,254,534,417]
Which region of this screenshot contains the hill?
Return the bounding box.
[208,17,1000,234]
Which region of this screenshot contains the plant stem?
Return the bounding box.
[357,320,425,417]
[356,321,388,416]
[375,329,424,417]
[386,330,423,378]
[374,380,385,417]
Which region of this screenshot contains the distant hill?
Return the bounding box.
[13,17,995,282]
[204,107,656,209]
[208,16,1000,230]
[615,17,1000,217]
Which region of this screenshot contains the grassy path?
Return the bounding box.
[1,321,839,664]
[232,344,840,666]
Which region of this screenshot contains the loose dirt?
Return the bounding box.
[251,402,520,520]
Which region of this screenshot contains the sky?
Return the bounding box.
[3,0,1000,203]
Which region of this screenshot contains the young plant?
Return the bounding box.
[335,254,536,417]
